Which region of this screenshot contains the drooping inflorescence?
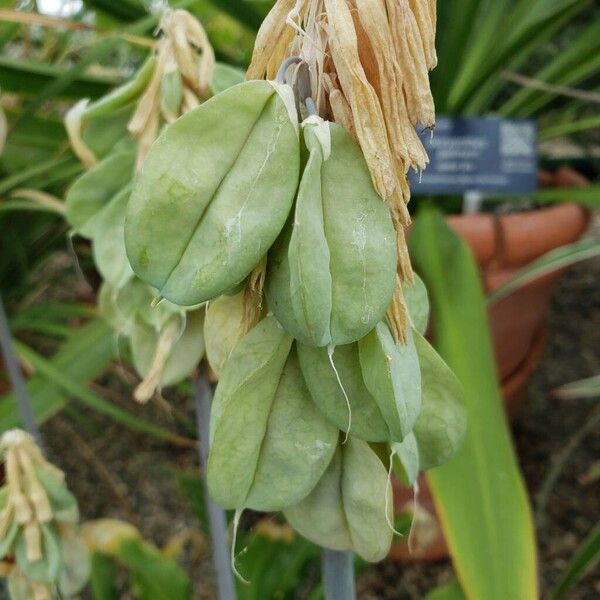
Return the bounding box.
[0,430,89,599]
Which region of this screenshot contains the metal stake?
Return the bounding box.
[322,549,356,600]
[0,294,43,449]
[193,373,237,600]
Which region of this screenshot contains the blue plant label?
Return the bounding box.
[409,116,539,195]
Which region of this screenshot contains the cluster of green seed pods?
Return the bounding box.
[63,13,244,402]
[0,431,89,600]
[59,4,466,565]
[125,71,467,562]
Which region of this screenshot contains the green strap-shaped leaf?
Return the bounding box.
[409,205,538,600]
[267,120,397,347]
[208,317,337,511]
[125,80,300,307]
[285,438,393,563]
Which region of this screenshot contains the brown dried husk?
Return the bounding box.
[246,0,437,339]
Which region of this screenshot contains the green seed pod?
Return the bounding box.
[125,80,300,307]
[359,323,421,441]
[65,146,135,238]
[412,331,467,470]
[297,322,421,442]
[99,278,181,338]
[14,524,61,583]
[392,431,420,486]
[131,309,205,392]
[207,317,338,512]
[403,273,430,334]
[284,438,393,563]
[161,69,184,121]
[204,292,245,377]
[89,185,134,288]
[266,118,397,348]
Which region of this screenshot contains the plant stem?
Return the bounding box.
[0,294,43,449]
[193,373,237,600]
[321,549,356,600]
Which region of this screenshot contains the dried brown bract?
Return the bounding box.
[248,0,438,338]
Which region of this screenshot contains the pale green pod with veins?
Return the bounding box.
[298,321,422,443]
[266,118,397,347]
[125,80,300,307]
[89,185,134,288]
[403,273,430,335]
[65,146,135,238]
[204,292,245,377]
[284,438,393,563]
[359,322,422,442]
[297,342,390,442]
[207,317,338,512]
[412,330,467,470]
[99,278,182,338]
[392,431,420,486]
[131,309,205,388]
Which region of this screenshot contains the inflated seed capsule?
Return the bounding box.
[297,321,421,443]
[266,117,397,348]
[207,317,337,512]
[284,437,393,563]
[125,80,301,307]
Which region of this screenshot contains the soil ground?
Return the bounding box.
[6,252,600,599]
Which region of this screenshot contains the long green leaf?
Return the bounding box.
[118,538,191,600]
[0,319,114,430]
[529,185,600,208]
[553,375,600,400]
[449,0,589,113]
[551,521,600,599]
[409,206,538,600]
[489,238,600,303]
[540,115,600,140]
[90,553,120,600]
[425,580,466,600]
[0,55,118,98]
[206,0,265,30]
[13,340,187,444]
[499,15,600,117]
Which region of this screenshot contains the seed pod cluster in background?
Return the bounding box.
[66,1,466,566]
[0,430,89,600]
[63,11,244,403]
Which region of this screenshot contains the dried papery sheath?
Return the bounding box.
[247,0,438,339]
[0,430,89,597]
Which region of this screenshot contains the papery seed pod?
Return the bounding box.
[125,80,300,307]
[266,118,397,347]
[65,145,135,238]
[359,322,422,440]
[412,331,467,470]
[207,317,338,511]
[297,321,421,442]
[131,309,205,403]
[284,438,393,562]
[204,292,246,377]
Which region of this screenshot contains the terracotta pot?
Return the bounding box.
[391,168,592,562]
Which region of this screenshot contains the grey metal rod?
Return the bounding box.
[322,549,356,600]
[0,295,43,449]
[194,373,237,600]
